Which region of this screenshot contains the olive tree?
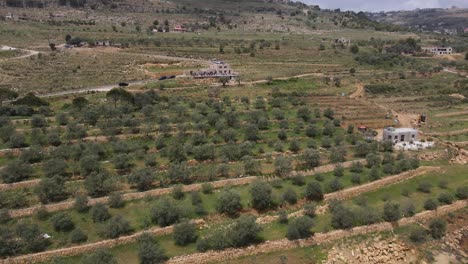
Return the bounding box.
[305,181,324,201]
[249,181,274,211]
[128,168,155,191]
[216,188,242,218]
[286,216,314,240]
[150,198,185,227]
[138,233,168,264]
[173,220,198,246]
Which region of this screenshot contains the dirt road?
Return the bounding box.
[349,83,418,129]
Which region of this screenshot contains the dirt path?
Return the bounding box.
[435,110,468,118]
[425,128,468,137]
[443,68,468,78]
[0,46,39,61]
[349,83,418,129]
[349,83,365,99]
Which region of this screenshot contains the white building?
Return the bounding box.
[334,37,351,47]
[189,60,237,78]
[422,46,453,55]
[383,127,419,143]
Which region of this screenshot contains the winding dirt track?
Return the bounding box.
[0,46,39,61]
[435,110,468,118]
[425,128,468,137]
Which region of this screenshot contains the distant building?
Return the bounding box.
[334,37,351,46]
[173,25,186,32]
[94,40,112,47]
[383,127,419,143]
[422,46,453,55]
[189,60,238,78]
[5,13,13,20]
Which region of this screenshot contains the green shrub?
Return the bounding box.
[70,228,88,244]
[201,183,213,194]
[173,220,198,246]
[305,182,323,201]
[0,209,11,224]
[196,215,262,252]
[138,233,168,264]
[91,203,111,223]
[278,210,288,224]
[455,186,467,199]
[101,215,133,239]
[286,216,314,240]
[304,203,316,218]
[74,194,89,213]
[150,198,185,227]
[417,182,432,193]
[190,191,202,205]
[50,212,75,232]
[82,249,117,264]
[409,226,427,243]
[282,188,298,205]
[108,192,125,208]
[424,198,439,210]
[34,206,49,221]
[328,177,343,192]
[429,218,447,239]
[249,181,274,211]
[351,174,361,185]
[350,161,364,173]
[330,203,355,229]
[291,175,305,186]
[333,165,344,177]
[437,192,454,205]
[172,185,185,200]
[216,189,242,218]
[383,201,401,222]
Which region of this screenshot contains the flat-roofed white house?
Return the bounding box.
[383,127,419,143]
[189,60,238,78]
[422,46,453,55]
[334,37,351,47]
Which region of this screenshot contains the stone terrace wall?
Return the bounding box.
[0,220,205,264]
[8,160,361,219]
[2,198,465,263]
[324,166,440,201]
[0,179,40,191]
[167,200,467,264]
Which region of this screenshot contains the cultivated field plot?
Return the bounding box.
[305,96,395,129]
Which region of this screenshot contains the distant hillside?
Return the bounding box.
[0,0,403,35]
[366,8,468,34]
[0,0,301,13]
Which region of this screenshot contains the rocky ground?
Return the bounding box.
[324,235,417,264]
[441,226,468,259]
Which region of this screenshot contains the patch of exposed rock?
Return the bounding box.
[324,235,415,264]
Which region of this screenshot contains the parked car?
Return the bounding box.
[158,76,167,81]
[118,82,129,87]
[168,75,176,79]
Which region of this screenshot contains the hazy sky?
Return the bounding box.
[303,0,468,12]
